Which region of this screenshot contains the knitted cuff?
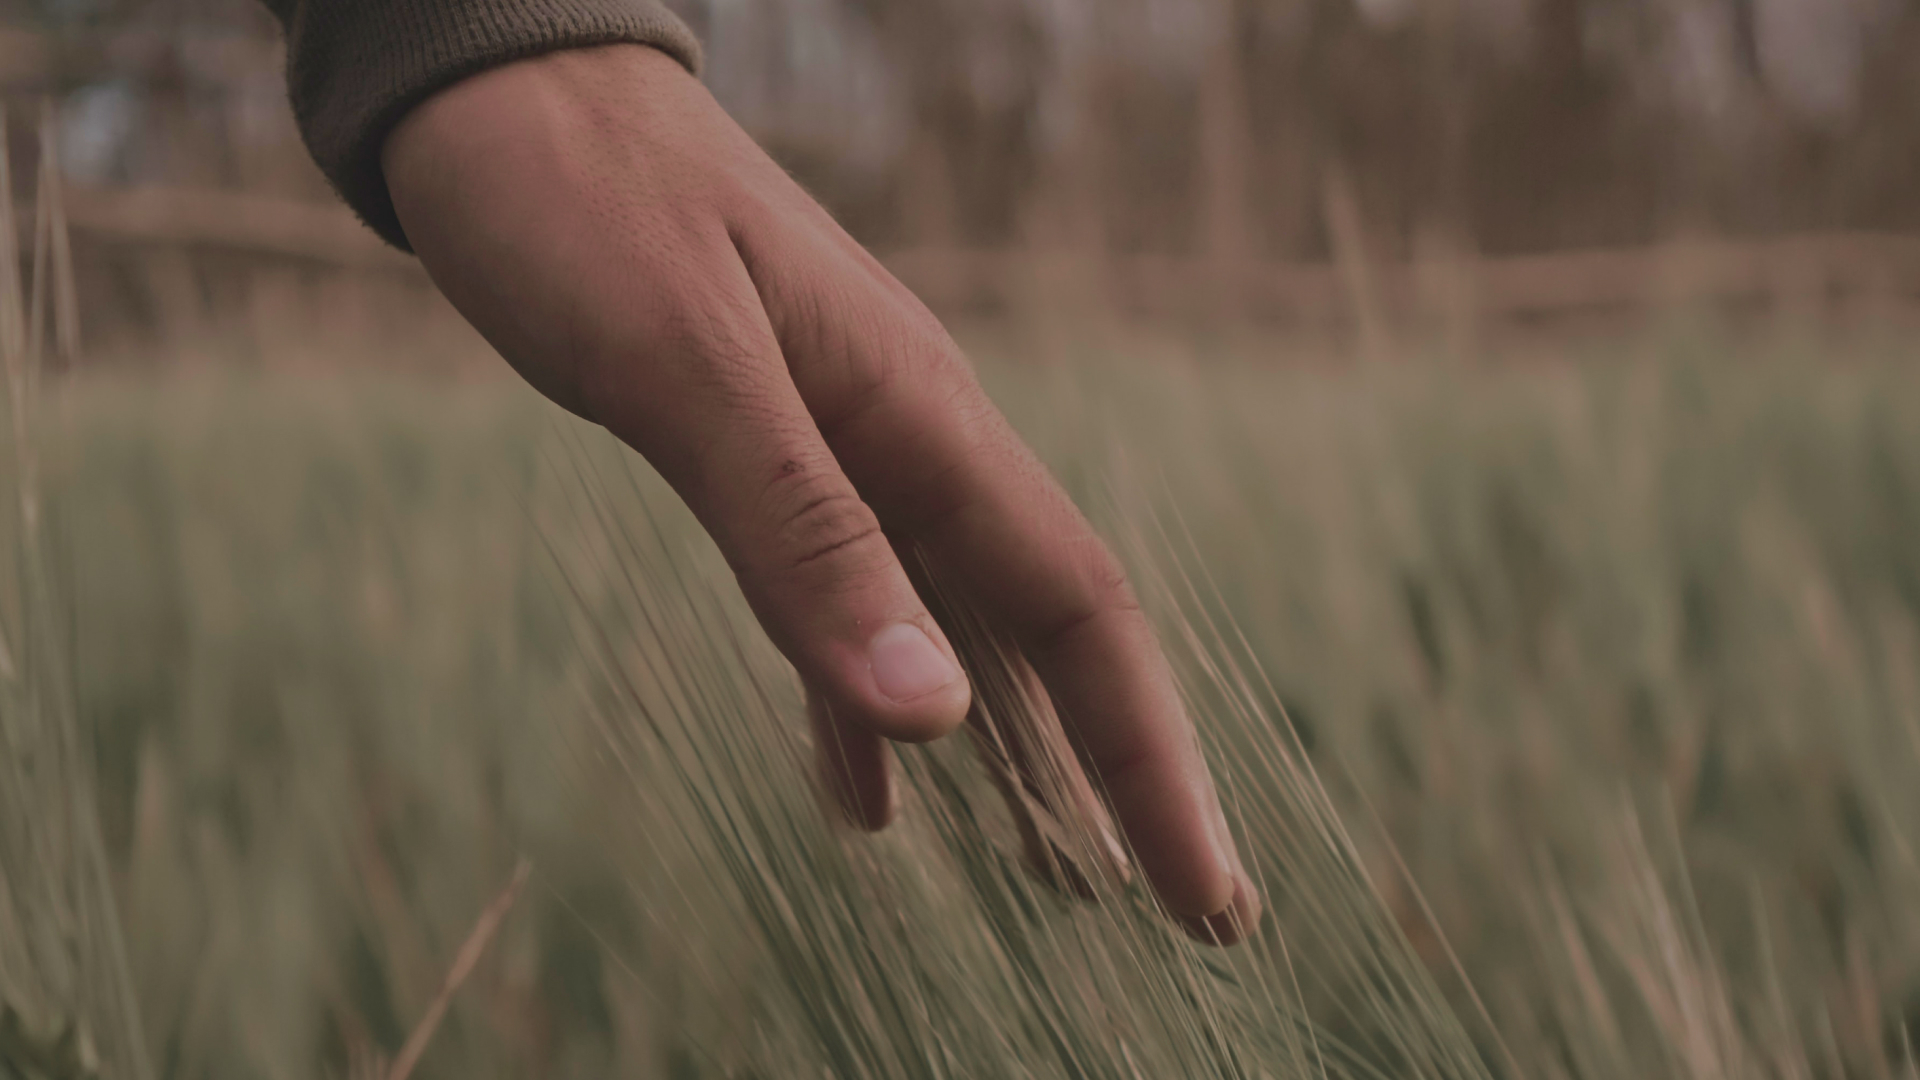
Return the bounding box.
[280,0,701,249]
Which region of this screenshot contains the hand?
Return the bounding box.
[382,43,1259,942]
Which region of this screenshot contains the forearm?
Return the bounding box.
[259,0,700,249]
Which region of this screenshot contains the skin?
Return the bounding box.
[383,42,1260,943]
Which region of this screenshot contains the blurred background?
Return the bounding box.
[0,0,1914,358]
[0,3,1918,1080]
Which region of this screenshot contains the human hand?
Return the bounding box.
[382,43,1259,942]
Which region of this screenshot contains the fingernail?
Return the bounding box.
[868,623,961,703]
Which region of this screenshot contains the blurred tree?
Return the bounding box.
[0,0,1910,256]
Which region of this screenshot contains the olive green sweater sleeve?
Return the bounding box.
[261,0,702,249]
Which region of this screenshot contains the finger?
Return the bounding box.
[733,217,1256,926]
[573,226,972,746]
[976,654,1133,900]
[927,574,1131,898]
[1180,878,1262,947]
[808,687,894,831]
[925,421,1256,930]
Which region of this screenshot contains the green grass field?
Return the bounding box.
[3,328,1919,1080]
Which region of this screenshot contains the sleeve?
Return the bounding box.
[260,0,703,250]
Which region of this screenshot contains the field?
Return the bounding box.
[3,325,1919,1080]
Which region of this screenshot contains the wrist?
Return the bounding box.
[384,43,696,201]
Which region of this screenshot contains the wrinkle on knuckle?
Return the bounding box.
[808,295,963,437]
[697,307,770,380]
[574,261,768,404]
[807,319,900,436]
[943,378,1001,439]
[1031,549,1141,653]
[1087,728,1159,786]
[761,467,885,574]
[886,456,977,532]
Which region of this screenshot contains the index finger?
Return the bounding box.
[909,434,1246,920]
[731,209,1261,938]
[798,308,1250,925]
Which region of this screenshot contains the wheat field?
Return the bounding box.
[1,324,1917,1080]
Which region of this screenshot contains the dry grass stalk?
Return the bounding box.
[0,100,149,1080]
[907,544,1131,900]
[379,858,533,1080]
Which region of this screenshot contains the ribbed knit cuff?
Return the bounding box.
[280,0,702,250]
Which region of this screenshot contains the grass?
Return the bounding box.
[1,326,1917,1079]
[1,105,145,1080]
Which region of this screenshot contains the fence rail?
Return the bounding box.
[49,184,1920,338]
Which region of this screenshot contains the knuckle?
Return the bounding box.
[814,304,971,441]
[1080,550,1142,622]
[1035,544,1141,648]
[892,313,970,391]
[762,469,887,574]
[1087,547,1136,604]
[573,249,770,404]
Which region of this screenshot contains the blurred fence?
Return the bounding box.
[52,182,1920,332]
[0,0,1915,357]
